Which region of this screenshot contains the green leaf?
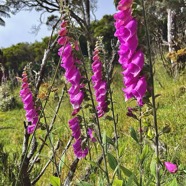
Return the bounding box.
[76,181,93,186]
[150,154,156,178]
[126,174,140,186]
[107,152,118,171]
[106,136,115,147]
[113,179,123,186]
[119,143,126,158]
[140,145,149,164]
[105,115,114,121]
[120,166,133,177]
[130,127,139,143]
[167,178,178,186]
[102,130,107,153]
[58,153,65,173]
[50,176,60,186]
[120,166,139,186]
[126,174,135,186]
[86,160,99,168]
[145,175,154,186]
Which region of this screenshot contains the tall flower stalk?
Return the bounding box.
[114,0,147,106]
[58,20,84,116]
[57,19,89,159]
[114,0,149,185]
[141,0,160,185]
[20,70,39,134]
[92,41,108,118]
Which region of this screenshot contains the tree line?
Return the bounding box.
[0,0,185,81]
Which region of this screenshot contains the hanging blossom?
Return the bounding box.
[19,70,39,134]
[58,19,89,159]
[58,20,84,116]
[91,45,108,117]
[114,0,147,106]
[69,117,88,159]
[164,162,178,174]
[87,128,97,142]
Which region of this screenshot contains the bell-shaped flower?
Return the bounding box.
[117,0,133,11]
[69,117,81,139]
[132,76,147,106]
[20,71,39,134]
[73,139,88,159]
[70,91,84,110]
[124,50,144,78]
[91,47,108,117]
[114,0,147,106]
[114,8,132,22]
[164,162,178,173]
[87,128,97,142]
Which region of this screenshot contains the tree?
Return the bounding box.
[5,0,97,59]
[91,15,116,53]
[0,4,10,26]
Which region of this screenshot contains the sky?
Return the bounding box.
[0,0,116,48]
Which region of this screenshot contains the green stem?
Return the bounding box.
[16,46,62,186]
[104,53,120,178]
[81,109,92,161]
[82,60,110,185]
[141,0,160,185]
[139,107,143,186]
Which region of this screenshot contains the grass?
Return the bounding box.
[0,61,186,185]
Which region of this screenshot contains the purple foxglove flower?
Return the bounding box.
[91,48,108,117]
[61,55,75,69]
[75,147,89,159]
[132,76,147,106]
[70,91,84,110]
[58,19,88,159]
[114,0,147,106]
[20,71,39,134]
[114,8,132,21]
[92,48,107,117]
[124,50,144,78]
[62,43,72,57]
[27,125,36,134]
[164,162,178,173]
[123,73,139,86]
[68,117,81,139]
[123,83,136,101]
[26,109,37,121]
[115,19,137,41]
[68,85,81,95]
[59,27,67,36]
[126,107,137,119]
[57,36,68,45]
[73,139,82,153]
[95,81,107,97]
[118,35,138,58]
[92,71,102,83]
[117,0,133,11]
[73,139,88,159]
[87,128,96,142]
[68,70,81,85]
[58,22,85,115]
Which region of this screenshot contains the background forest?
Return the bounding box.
[0,0,186,186]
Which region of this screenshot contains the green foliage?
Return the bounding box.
[0,82,18,111]
[50,176,60,186]
[0,143,18,185]
[0,4,10,26]
[130,127,139,144]
[91,15,116,53]
[1,35,59,76]
[107,152,118,171]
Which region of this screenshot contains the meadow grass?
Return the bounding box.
[0,60,186,185]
